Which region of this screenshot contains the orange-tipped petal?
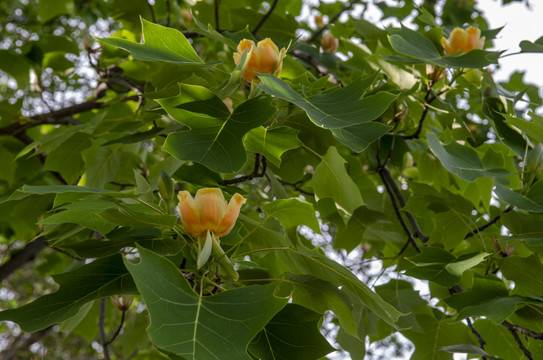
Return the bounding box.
[466,26,482,51]
[178,191,204,237]
[214,193,247,237]
[194,188,226,231]
[449,28,467,54]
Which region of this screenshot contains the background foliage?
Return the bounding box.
[1,0,543,359]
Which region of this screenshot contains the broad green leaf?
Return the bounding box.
[503,113,543,144]
[6,185,133,203]
[248,304,334,360]
[257,74,398,129]
[99,18,204,65]
[444,275,527,324]
[243,126,303,167]
[125,246,287,359]
[283,273,356,336]
[40,199,117,234]
[403,247,488,287]
[427,132,509,182]
[330,122,392,153]
[240,215,403,330]
[334,207,384,252]
[473,319,524,359]
[498,254,543,297]
[483,97,527,156]
[388,25,500,68]
[81,145,121,188]
[161,84,276,173]
[403,312,474,360]
[494,183,543,213]
[306,147,364,214]
[97,204,178,228]
[0,255,136,333]
[520,36,543,53]
[336,328,365,360]
[61,227,181,258]
[44,132,92,184]
[38,0,74,22]
[262,198,321,235]
[375,280,428,329]
[441,344,497,359]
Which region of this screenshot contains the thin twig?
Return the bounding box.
[165,0,171,27]
[502,322,534,360]
[106,310,126,345]
[466,318,487,360]
[224,153,267,185]
[99,298,111,360]
[465,206,513,239]
[214,0,220,31]
[502,321,543,340]
[289,48,341,86]
[49,246,85,262]
[147,1,157,23]
[277,179,314,196]
[307,0,359,43]
[403,85,434,140]
[252,0,278,36]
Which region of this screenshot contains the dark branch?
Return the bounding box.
[214,0,220,32]
[276,179,314,196]
[99,298,112,360]
[465,206,513,239]
[252,0,279,36]
[403,85,436,140]
[289,49,341,86]
[224,153,267,185]
[307,0,359,43]
[106,309,126,345]
[466,318,487,360]
[502,321,543,340]
[0,237,48,282]
[147,1,157,23]
[165,0,171,27]
[502,322,534,360]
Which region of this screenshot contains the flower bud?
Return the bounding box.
[181,9,193,24]
[111,295,133,311]
[233,38,287,83]
[158,170,174,202]
[314,14,324,27]
[321,33,339,53]
[441,26,485,55]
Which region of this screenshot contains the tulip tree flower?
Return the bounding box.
[178,188,246,280]
[441,26,485,55]
[233,38,286,83]
[321,33,339,53]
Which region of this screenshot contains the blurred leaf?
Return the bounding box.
[520,36,543,53]
[125,246,287,359]
[503,113,543,144]
[498,254,543,297]
[0,255,136,332]
[39,0,74,22]
[0,50,31,87]
[244,126,303,167]
[494,183,543,213]
[262,198,321,235]
[44,132,92,184]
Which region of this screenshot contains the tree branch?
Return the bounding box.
[99,298,112,360]
[0,237,48,282]
[289,49,341,86]
[465,206,513,239]
[165,0,171,27]
[502,321,543,340]
[307,0,359,43]
[502,321,534,360]
[106,309,126,346]
[214,0,221,32]
[224,153,267,185]
[252,0,278,36]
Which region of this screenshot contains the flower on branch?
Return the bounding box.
[321,32,339,53]
[233,38,286,83]
[178,188,246,278]
[441,26,485,55]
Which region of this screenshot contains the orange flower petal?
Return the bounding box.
[195,188,226,231]
[214,193,247,237]
[178,191,204,237]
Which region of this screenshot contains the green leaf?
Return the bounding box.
[243,126,303,167]
[44,132,92,184]
[388,25,500,68]
[483,97,526,156]
[257,74,398,129]
[6,185,133,203]
[40,199,117,234]
[81,145,121,188]
[248,304,335,360]
[161,85,276,173]
[441,344,497,359]
[498,254,543,297]
[0,50,31,87]
[124,246,287,359]
[473,319,524,359]
[262,198,321,235]
[99,18,204,65]
[0,255,136,333]
[403,247,488,287]
[39,0,74,22]
[61,227,181,258]
[330,122,392,153]
[283,273,356,336]
[520,36,543,53]
[427,132,509,182]
[503,113,543,145]
[444,275,527,324]
[97,204,178,228]
[306,147,364,214]
[494,183,543,213]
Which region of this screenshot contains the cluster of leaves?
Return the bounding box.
[1,0,543,359]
